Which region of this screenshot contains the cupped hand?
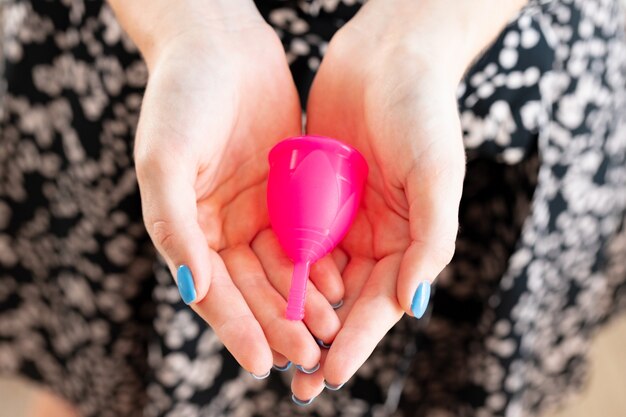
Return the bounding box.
[291,6,468,399]
[133,17,343,376]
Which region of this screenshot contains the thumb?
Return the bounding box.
[397,148,465,318]
[136,153,213,305]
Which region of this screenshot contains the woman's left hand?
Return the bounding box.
[288,0,527,401]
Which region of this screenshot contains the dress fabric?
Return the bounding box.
[1,1,625,416]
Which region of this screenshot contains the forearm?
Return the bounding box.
[351,0,529,82]
[107,0,261,69]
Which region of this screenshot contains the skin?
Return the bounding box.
[108,0,528,404]
[27,387,80,417]
[286,0,529,400]
[109,0,344,376]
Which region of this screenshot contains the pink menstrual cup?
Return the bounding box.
[267,135,368,320]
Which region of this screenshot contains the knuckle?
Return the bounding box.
[431,239,457,267]
[250,229,272,251]
[134,149,166,183]
[146,219,177,254]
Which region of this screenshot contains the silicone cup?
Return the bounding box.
[267,135,368,320]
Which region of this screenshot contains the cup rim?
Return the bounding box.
[269,135,368,170]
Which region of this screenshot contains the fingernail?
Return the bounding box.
[410,281,431,319]
[177,265,196,304]
[291,394,314,406]
[315,338,332,349]
[272,361,292,372]
[295,363,320,374]
[323,380,345,391]
[250,370,270,379]
[331,299,344,309]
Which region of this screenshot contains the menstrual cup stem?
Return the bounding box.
[286,260,311,320]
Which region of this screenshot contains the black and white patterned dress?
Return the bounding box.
[1,1,625,416]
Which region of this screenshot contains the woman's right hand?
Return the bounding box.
[111,1,344,377]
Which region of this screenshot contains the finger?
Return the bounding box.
[190,250,273,376]
[334,256,375,322]
[291,350,327,405]
[324,254,404,387]
[272,350,292,371]
[331,247,349,274]
[251,230,341,344]
[290,257,373,402]
[136,153,212,305]
[397,143,465,317]
[309,254,344,306]
[222,245,321,370]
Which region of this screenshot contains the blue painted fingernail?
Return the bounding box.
[291,394,314,406]
[272,361,292,372]
[323,380,345,391]
[250,370,270,379]
[331,299,344,309]
[410,281,431,319]
[295,363,320,374]
[315,338,332,349]
[177,265,197,304]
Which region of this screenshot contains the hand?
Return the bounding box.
[290,3,469,400]
[288,0,529,400]
[125,5,343,376]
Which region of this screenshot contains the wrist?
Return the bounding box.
[350,0,527,82]
[109,0,263,70]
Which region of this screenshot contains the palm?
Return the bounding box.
[328,151,411,263]
[190,28,301,250]
[306,61,414,266]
